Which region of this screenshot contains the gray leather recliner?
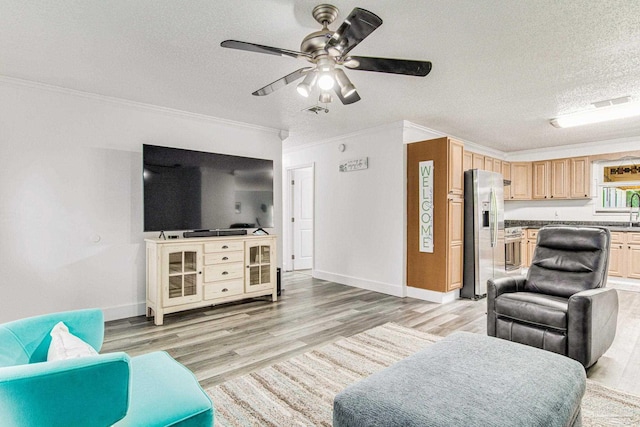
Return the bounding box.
[487,226,618,368]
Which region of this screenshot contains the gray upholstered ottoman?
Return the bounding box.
[333,332,586,427]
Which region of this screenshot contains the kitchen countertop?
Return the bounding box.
[505,220,640,232]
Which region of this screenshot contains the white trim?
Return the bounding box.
[608,277,640,292]
[405,286,460,304]
[505,135,640,162]
[102,302,146,321]
[313,270,404,297]
[0,75,281,135]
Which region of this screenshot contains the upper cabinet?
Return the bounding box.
[449,139,464,196]
[510,162,533,200]
[463,151,473,172]
[472,153,485,170]
[570,157,591,198]
[532,161,551,199]
[462,149,590,202]
[532,159,571,199]
[550,159,571,199]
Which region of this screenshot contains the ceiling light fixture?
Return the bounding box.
[296,71,317,97]
[319,92,332,103]
[317,72,335,91]
[550,97,640,128]
[335,68,356,98]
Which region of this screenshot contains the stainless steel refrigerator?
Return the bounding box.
[461,169,505,299]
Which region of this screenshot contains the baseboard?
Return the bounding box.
[405,286,459,304]
[102,302,146,321]
[313,270,404,297]
[607,278,640,292]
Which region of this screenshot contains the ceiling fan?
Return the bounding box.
[220,4,432,105]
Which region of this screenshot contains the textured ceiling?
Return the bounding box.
[2,0,640,152]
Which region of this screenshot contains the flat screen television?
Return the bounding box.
[143,144,274,232]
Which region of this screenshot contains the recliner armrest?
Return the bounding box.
[0,352,131,427]
[488,275,526,299]
[487,275,526,337]
[568,288,618,368]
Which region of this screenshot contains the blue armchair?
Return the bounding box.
[0,309,214,427]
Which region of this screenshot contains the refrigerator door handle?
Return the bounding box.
[489,188,497,247]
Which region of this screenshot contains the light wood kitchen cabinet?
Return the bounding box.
[472,153,485,170]
[533,159,571,199]
[626,232,640,279]
[449,139,464,196]
[407,137,464,293]
[570,156,591,198]
[532,161,551,199]
[510,162,533,200]
[146,235,278,325]
[502,162,511,181]
[502,161,511,200]
[524,228,539,267]
[493,159,502,174]
[484,156,495,172]
[607,231,640,279]
[504,156,590,201]
[463,151,473,171]
[550,159,571,199]
[608,232,625,277]
[447,198,464,290]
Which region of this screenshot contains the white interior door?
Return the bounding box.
[292,167,313,270]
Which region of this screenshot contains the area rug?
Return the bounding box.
[207,323,640,426]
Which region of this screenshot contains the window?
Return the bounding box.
[595,159,640,212]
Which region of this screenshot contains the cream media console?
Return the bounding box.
[145,235,277,326]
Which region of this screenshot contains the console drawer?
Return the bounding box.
[203,280,244,300]
[204,241,244,253]
[204,263,244,282]
[204,251,243,265]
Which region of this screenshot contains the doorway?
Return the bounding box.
[286,165,314,271]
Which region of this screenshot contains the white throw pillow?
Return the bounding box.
[47,321,98,361]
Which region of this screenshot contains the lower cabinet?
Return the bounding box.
[522,228,539,268]
[609,231,640,279]
[146,235,277,325]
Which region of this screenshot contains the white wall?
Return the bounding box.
[283,122,406,295]
[0,78,283,323]
[282,121,445,298]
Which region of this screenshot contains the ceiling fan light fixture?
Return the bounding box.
[296,71,317,97]
[317,72,335,91]
[550,97,640,128]
[335,68,356,98]
[319,92,332,104]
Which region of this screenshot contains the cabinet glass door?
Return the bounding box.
[246,242,273,291]
[164,247,201,305]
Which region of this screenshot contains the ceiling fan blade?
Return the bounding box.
[333,82,361,105]
[344,56,432,76]
[252,67,313,96]
[326,8,383,57]
[221,40,311,60]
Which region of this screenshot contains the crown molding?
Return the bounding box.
[0,75,281,135]
[402,121,507,158]
[505,135,640,162]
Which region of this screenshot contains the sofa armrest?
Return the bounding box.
[0,352,131,427]
[568,288,618,368]
[487,275,526,337]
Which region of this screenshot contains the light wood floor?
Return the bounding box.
[103,271,640,394]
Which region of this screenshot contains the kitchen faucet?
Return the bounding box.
[630,193,640,227]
